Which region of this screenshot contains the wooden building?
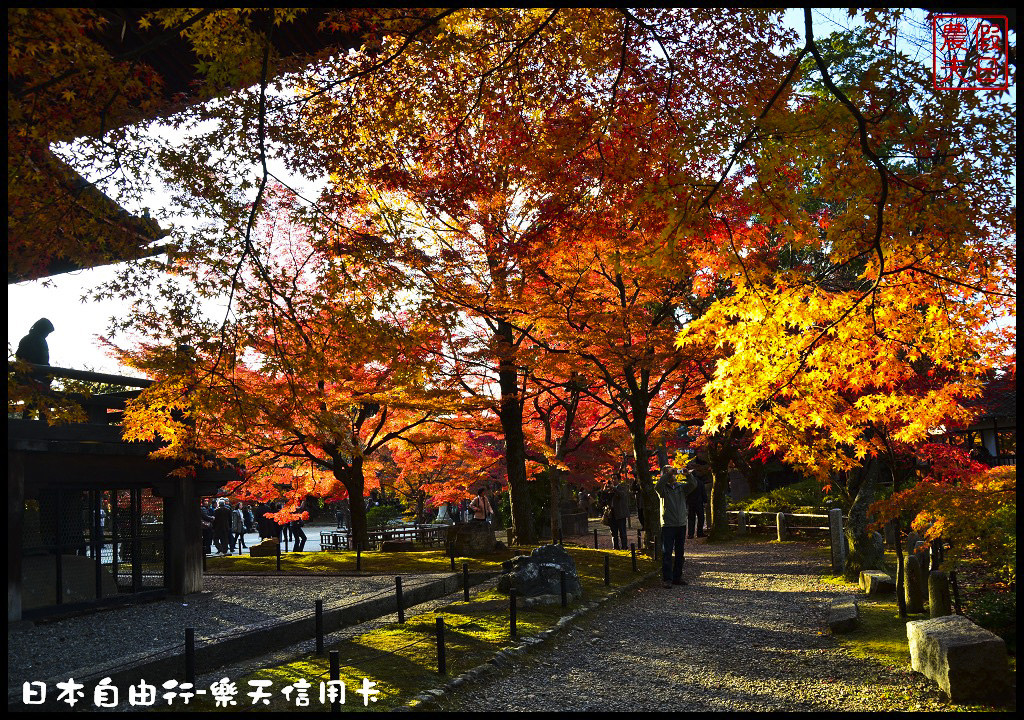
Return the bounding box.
[8,366,237,622]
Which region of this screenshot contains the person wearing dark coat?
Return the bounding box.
[15,318,55,419]
[212,499,232,554]
[200,500,215,555]
[687,473,708,539]
[16,318,53,365]
[608,474,630,550]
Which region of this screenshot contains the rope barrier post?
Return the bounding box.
[593,528,598,549]
[356,546,361,572]
[631,543,638,572]
[184,627,195,686]
[510,588,517,639]
[463,562,470,602]
[396,576,405,623]
[450,545,455,571]
[276,539,281,571]
[329,650,340,713]
[604,553,610,586]
[560,570,567,608]
[436,616,447,675]
[315,599,324,655]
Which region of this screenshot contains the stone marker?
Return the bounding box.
[904,554,925,613]
[776,512,787,541]
[737,510,747,535]
[447,522,497,556]
[859,570,895,596]
[907,614,1012,704]
[249,538,280,557]
[928,571,952,618]
[827,596,859,633]
[883,522,896,549]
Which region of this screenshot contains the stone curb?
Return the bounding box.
[398,568,660,711]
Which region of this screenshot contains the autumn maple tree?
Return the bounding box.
[116,188,461,547]
[13,9,1014,564]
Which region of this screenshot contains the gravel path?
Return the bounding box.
[432,539,952,712]
[7,573,442,690]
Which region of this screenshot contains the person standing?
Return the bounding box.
[609,473,630,550]
[469,488,492,523]
[656,456,697,588]
[200,500,215,556]
[291,500,307,552]
[686,470,708,539]
[213,499,232,555]
[231,502,247,553]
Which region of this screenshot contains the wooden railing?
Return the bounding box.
[320,524,450,551]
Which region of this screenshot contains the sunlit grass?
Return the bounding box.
[189,545,658,711]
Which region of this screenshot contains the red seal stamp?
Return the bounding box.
[932,15,1009,90]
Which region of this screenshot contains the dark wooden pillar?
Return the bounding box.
[9,452,25,621]
[159,476,204,595]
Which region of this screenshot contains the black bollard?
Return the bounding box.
[558,529,563,545]
[631,543,638,572]
[202,552,207,573]
[463,562,470,602]
[356,547,361,571]
[510,589,517,639]
[450,552,455,571]
[315,599,324,654]
[329,650,340,713]
[276,540,281,571]
[637,530,642,549]
[396,576,405,623]
[604,554,610,586]
[593,528,598,549]
[436,617,447,675]
[185,627,195,686]
[560,570,567,608]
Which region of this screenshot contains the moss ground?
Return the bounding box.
[189,545,657,711]
[205,548,511,575]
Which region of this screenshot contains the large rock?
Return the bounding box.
[907,614,1012,704]
[497,544,583,601]
[249,539,279,557]
[859,570,895,596]
[447,522,497,556]
[827,596,859,633]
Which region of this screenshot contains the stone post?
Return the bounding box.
[904,554,925,614]
[828,508,846,574]
[883,522,896,550]
[928,571,952,618]
[776,512,787,542]
[737,511,747,536]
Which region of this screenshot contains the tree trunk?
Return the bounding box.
[705,430,734,541]
[495,319,534,544]
[844,456,885,580]
[548,467,562,542]
[631,425,660,554]
[707,456,732,541]
[335,458,368,550]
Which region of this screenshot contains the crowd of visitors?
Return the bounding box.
[199,499,306,555]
